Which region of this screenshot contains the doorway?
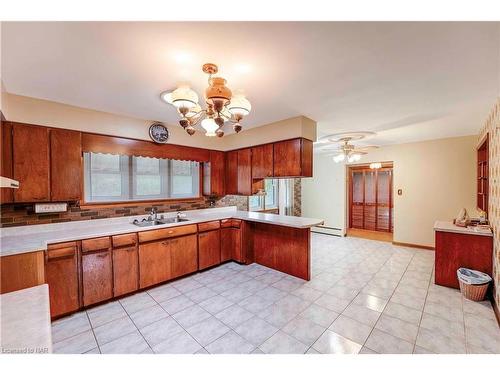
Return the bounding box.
[348,163,393,239]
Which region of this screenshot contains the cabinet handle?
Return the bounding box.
[97,253,109,258]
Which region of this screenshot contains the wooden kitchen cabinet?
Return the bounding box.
[205,150,225,197]
[435,229,493,289]
[198,221,221,270]
[170,234,198,278]
[13,123,50,202]
[237,148,252,195]
[0,251,45,294]
[112,234,139,297]
[273,138,313,177]
[225,150,238,194]
[138,240,171,288]
[50,128,82,202]
[45,242,80,318]
[81,237,113,306]
[0,121,14,204]
[221,219,243,263]
[252,144,274,179]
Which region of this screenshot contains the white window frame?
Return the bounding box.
[83,152,201,203]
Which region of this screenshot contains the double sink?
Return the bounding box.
[132,216,190,227]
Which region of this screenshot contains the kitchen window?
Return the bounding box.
[249,179,279,211]
[83,152,200,203]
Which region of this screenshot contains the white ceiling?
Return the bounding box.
[2,22,499,145]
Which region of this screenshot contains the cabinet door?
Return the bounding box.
[0,121,13,204]
[82,250,113,306]
[46,242,80,318]
[273,138,302,177]
[113,246,139,297]
[237,148,252,195]
[220,228,232,262]
[198,230,221,270]
[13,124,50,202]
[51,129,82,201]
[225,150,238,194]
[170,234,198,278]
[252,144,273,179]
[138,241,171,288]
[231,228,243,262]
[209,150,225,196]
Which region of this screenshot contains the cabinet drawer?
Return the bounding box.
[220,219,232,228]
[231,219,242,228]
[82,237,111,253]
[138,224,197,243]
[112,233,137,248]
[47,241,78,260]
[198,221,220,232]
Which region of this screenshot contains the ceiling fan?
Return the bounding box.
[315,131,379,163]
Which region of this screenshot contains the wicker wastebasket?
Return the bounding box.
[457,268,492,302]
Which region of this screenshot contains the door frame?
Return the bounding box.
[347,162,394,233]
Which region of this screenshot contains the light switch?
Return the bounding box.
[35,203,68,213]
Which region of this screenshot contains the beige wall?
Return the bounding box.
[2,93,316,151]
[302,135,477,247]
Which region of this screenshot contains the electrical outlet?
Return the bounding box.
[35,203,68,213]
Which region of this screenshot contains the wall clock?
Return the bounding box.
[149,122,169,144]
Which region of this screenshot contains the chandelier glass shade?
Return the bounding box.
[161,63,251,138]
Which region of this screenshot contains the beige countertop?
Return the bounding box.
[434,220,493,237]
[0,284,52,354]
[0,206,324,257]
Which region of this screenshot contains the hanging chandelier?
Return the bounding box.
[160,63,251,137]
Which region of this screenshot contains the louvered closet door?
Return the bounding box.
[364,170,377,230]
[351,171,364,228]
[376,169,391,232]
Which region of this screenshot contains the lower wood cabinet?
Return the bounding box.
[45,242,80,318]
[138,240,172,289]
[112,249,139,298]
[0,251,45,294]
[82,247,113,307]
[198,229,221,270]
[170,234,198,278]
[221,219,243,263]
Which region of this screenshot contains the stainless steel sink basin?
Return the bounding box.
[132,217,190,227]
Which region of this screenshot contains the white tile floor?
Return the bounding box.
[51,233,500,354]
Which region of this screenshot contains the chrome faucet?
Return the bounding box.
[148,207,158,221]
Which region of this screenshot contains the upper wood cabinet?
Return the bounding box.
[237,148,252,196]
[252,144,274,179]
[273,138,313,177]
[50,129,82,201]
[204,150,225,197]
[46,242,80,318]
[13,124,50,202]
[0,122,14,204]
[225,150,238,195]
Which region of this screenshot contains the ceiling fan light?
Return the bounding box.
[201,118,219,137]
[348,154,362,163]
[333,154,345,163]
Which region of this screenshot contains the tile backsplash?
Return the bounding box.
[0,199,214,228]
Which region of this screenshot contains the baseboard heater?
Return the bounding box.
[311,225,344,237]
